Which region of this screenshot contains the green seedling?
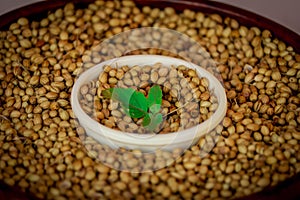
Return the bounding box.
[102,85,163,132]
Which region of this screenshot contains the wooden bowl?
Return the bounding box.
[0,0,299,199]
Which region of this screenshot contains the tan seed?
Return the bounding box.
[158,67,169,77]
[257,177,270,187]
[28,174,40,182]
[238,145,247,154]
[150,71,159,82]
[266,156,277,165]
[246,123,260,131]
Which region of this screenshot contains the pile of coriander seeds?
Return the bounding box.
[0,0,299,199]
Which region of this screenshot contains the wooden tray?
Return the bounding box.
[0,0,299,199]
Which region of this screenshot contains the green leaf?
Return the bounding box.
[147,85,162,113]
[149,104,161,114]
[112,88,135,103]
[154,113,163,127]
[142,114,151,127]
[102,86,163,132]
[129,91,148,118]
[143,113,163,132]
[120,104,130,116]
[102,88,147,118]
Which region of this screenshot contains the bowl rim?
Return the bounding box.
[71,55,227,145]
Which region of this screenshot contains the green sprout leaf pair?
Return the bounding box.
[102,85,163,132]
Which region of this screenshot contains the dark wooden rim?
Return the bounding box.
[0,0,299,199]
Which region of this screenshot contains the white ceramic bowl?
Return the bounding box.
[71,55,227,152]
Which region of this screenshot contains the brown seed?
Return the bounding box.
[140,74,149,81]
[85,169,96,180]
[271,71,281,81]
[198,165,208,174]
[244,72,254,84]
[150,71,159,82]
[28,174,40,182]
[222,117,232,127]
[29,75,40,86]
[227,90,236,99]
[183,161,196,170]
[220,190,232,198]
[10,110,21,118]
[20,39,32,48]
[159,67,169,77]
[278,164,289,173]
[254,46,264,58]
[292,132,300,140]
[232,112,244,122]
[59,109,69,121]
[109,18,120,27]
[285,68,297,76]
[238,145,247,154]
[254,132,262,141]
[59,31,69,40]
[157,77,167,84]
[266,156,277,165]
[124,78,133,86]
[246,123,260,131]
[17,17,29,26]
[257,177,270,187]
[170,89,178,98]
[260,125,269,135]
[99,72,108,83]
[82,157,93,167]
[46,92,58,100]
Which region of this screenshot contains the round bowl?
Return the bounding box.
[71,55,227,152]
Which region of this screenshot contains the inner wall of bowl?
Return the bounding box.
[71,55,227,151]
